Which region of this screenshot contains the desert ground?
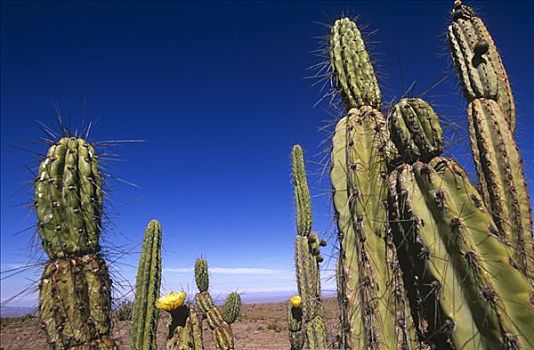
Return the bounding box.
[0,299,339,349]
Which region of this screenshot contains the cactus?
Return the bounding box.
[290,145,327,349]
[131,220,163,350]
[329,18,416,349]
[287,297,305,350]
[194,258,239,350]
[330,17,381,110]
[388,98,443,165]
[157,292,203,350]
[222,292,241,324]
[35,137,103,259]
[387,157,534,348]
[448,2,533,279]
[36,137,116,349]
[448,1,515,131]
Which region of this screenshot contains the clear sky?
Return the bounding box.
[1,1,533,308]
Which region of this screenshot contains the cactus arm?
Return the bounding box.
[330,18,381,110]
[190,308,203,350]
[388,98,443,164]
[222,292,241,324]
[292,145,312,237]
[448,3,515,131]
[131,220,162,350]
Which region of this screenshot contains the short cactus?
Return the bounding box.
[36,137,116,349]
[193,258,239,350]
[222,292,241,324]
[287,298,305,350]
[156,292,203,350]
[131,220,162,350]
[290,145,327,349]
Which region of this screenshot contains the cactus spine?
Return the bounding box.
[290,145,326,349]
[194,258,239,350]
[131,220,163,350]
[330,18,415,350]
[448,2,533,279]
[36,137,116,349]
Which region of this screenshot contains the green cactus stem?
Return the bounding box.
[330,18,381,110]
[291,145,312,237]
[194,258,236,350]
[131,220,163,350]
[467,98,533,278]
[331,105,415,349]
[287,298,305,350]
[290,145,327,349]
[165,304,193,350]
[39,254,114,349]
[35,137,103,259]
[222,292,241,324]
[388,98,443,165]
[448,2,515,131]
[36,137,116,349]
[194,258,209,293]
[387,157,534,348]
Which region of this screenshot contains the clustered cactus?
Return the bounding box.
[315,1,534,349]
[34,2,533,350]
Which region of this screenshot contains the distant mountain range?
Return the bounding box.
[0,306,36,318]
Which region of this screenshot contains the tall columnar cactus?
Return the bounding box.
[289,145,327,350]
[448,2,533,279]
[330,18,416,350]
[36,137,116,349]
[131,220,163,350]
[387,157,534,348]
[194,258,239,350]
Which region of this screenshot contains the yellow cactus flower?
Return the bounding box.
[156,291,186,311]
[290,295,302,308]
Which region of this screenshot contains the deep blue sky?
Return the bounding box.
[1,1,533,307]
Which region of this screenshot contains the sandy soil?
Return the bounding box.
[0,299,339,349]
